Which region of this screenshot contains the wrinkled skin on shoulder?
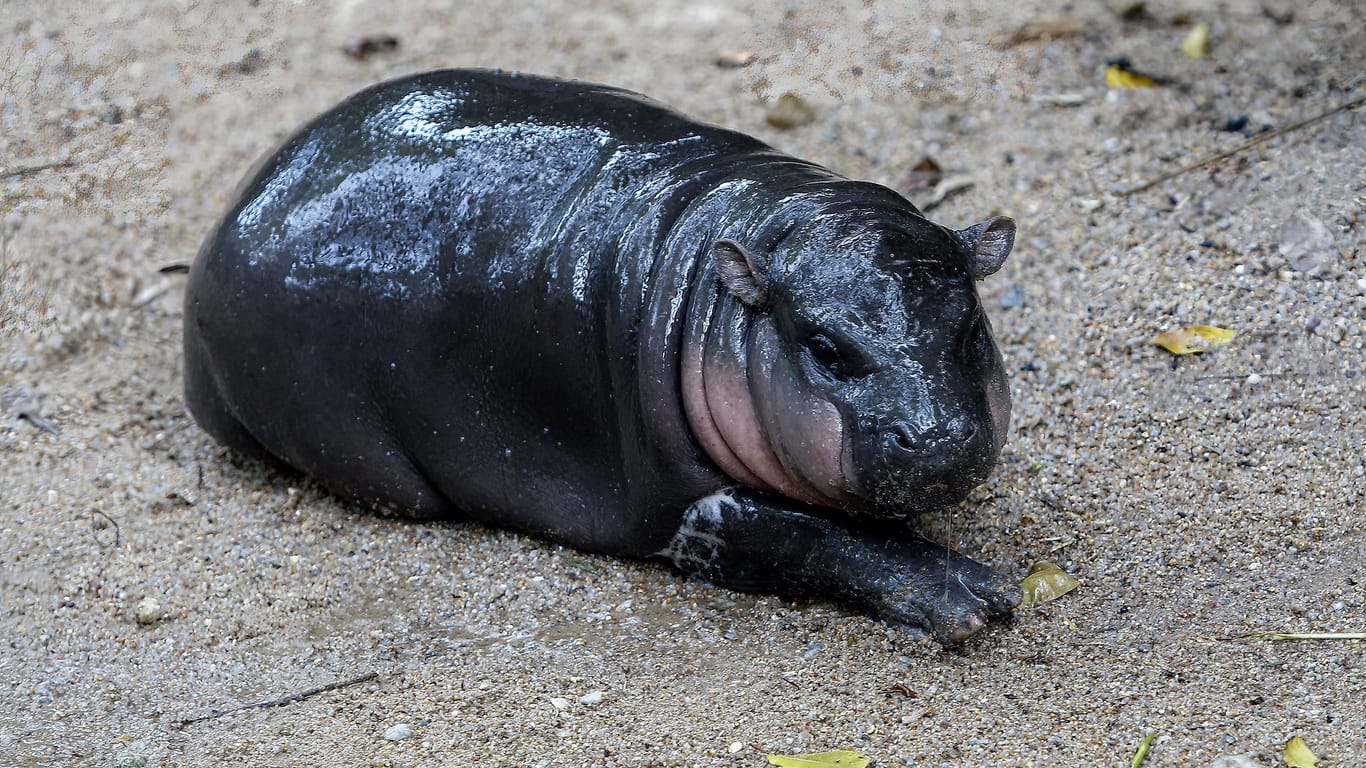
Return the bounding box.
[184,69,1021,645]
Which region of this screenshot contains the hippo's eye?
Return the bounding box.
[805,333,851,381]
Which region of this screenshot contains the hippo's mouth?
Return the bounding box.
[868,464,993,518]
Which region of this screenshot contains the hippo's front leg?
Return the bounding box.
[656,487,1020,643]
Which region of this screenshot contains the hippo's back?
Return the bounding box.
[185,70,763,545]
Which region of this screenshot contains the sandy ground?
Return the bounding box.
[2,0,1364,766]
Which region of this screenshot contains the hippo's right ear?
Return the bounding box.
[711,239,769,307]
[955,216,1016,279]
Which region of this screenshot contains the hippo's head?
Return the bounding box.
[685,207,1014,516]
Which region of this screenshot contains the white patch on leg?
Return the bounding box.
[655,488,741,571]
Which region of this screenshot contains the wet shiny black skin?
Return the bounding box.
[185,70,1020,642]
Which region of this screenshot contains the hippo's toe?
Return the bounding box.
[858,537,1020,644]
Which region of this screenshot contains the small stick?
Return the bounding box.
[1252,631,1365,641]
[0,159,77,180]
[89,508,121,549]
[1192,372,1309,381]
[177,671,378,726]
[1119,94,1366,197]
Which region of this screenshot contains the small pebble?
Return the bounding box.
[133,598,164,626]
[549,697,571,710]
[1207,755,1264,768]
[384,723,413,741]
[729,741,745,753]
[1278,212,1335,273]
[714,51,757,68]
[579,690,604,705]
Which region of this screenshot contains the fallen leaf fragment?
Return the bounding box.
[767,750,870,768]
[1180,23,1211,59]
[1152,325,1236,355]
[343,34,400,60]
[765,93,817,129]
[1106,65,1158,88]
[1283,736,1318,768]
[905,156,944,191]
[1019,561,1079,606]
[1130,731,1156,768]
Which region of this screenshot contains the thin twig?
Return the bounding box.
[89,508,120,549]
[177,671,378,726]
[0,159,76,180]
[1119,94,1366,197]
[1192,372,1310,381]
[1250,631,1366,641]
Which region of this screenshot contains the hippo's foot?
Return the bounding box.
[822,532,1020,643]
[656,487,1019,644]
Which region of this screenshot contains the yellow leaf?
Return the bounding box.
[1020,561,1080,606]
[1180,23,1211,59]
[1152,325,1236,355]
[767,750,871,768]
[1105,65,1157,88]
[1284,736,1318,768]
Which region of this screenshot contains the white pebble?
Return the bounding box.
[1207,755,1264,768]
[384,724,413,741]
[729,742,745,754]
[549,697,571,710]
[1245,373,1263,385]
[133,598,164,626]
[579,690,604,705]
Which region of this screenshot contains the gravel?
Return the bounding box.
[2,0,1362,765]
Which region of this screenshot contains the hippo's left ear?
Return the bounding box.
[954,216,1015,279]
[711,239,769,307]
